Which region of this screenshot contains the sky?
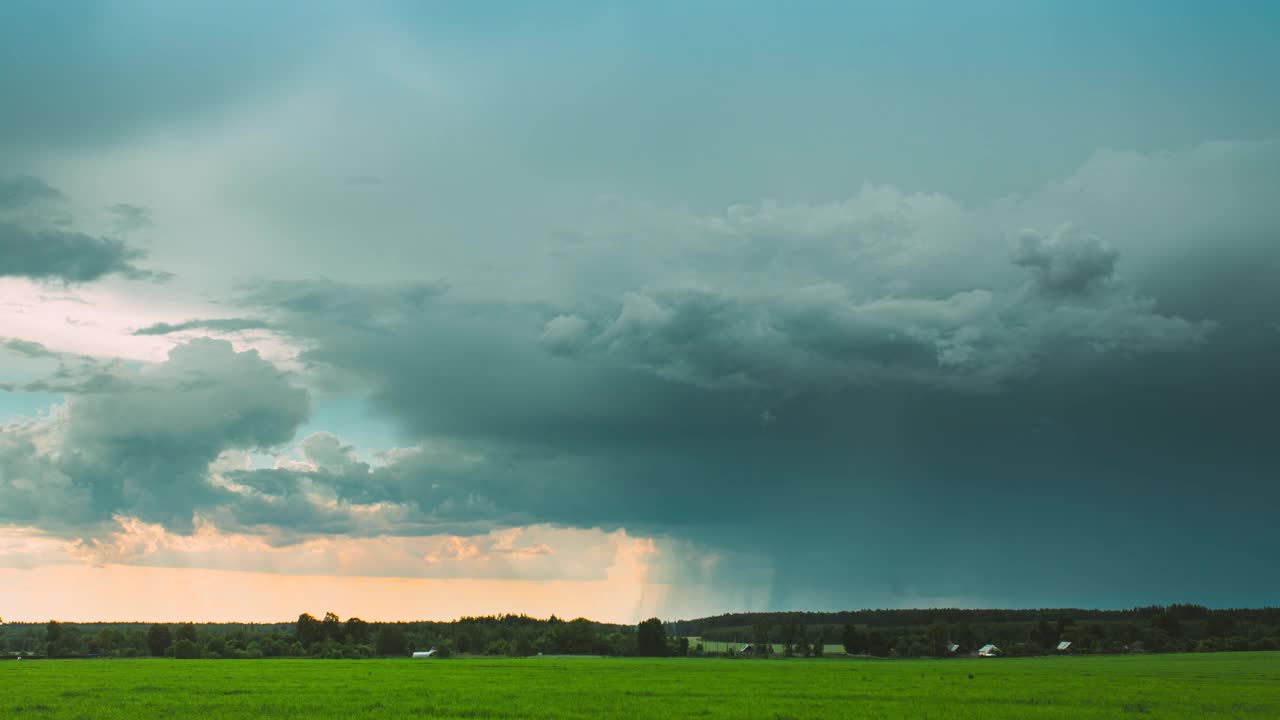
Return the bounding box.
[2,1,1279,623]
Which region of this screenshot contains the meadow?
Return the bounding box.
[4,652,1278,719]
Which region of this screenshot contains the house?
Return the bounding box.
[946,643,960,654]
[1056,641,1072,652]
[411,649,436,658]
[977,644,1001,657]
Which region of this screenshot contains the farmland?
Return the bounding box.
[4,652,1279,719]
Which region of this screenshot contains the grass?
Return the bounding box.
[3,652,1278,719]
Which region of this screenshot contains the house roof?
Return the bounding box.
[1057,641,1072,651]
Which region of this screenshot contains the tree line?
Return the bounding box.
[3,604,1277,659]
[676,604,1280,657]
[0,614,676,660]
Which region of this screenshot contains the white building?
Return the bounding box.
[977,644,1001,657]
[1056,641,1072,652]
[411,649,437,659]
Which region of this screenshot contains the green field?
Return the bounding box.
[4,653,1279,719]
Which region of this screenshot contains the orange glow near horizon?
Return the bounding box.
[0,520,694,624]
[0,560,671,625]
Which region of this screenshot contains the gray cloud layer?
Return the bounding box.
[2,141,1278,608]
[0,176,159,283]
[0,224,148,283]
[225,141,1276,606]
[2,2,1279,614]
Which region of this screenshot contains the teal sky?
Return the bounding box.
[1,1,1278,621]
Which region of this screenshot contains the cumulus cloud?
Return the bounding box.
[1,339,309,534]
[539,314,591,356]
[542,233,1206,392]
[0,411,94,532]
[1012,224,1119,297]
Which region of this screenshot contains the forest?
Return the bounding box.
[2,605,1277,660]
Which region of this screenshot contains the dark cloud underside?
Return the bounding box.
[133,318,272,336]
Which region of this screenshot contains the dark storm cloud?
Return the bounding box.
[213,141,1280,607]
[186,280,1280,605]
[132,318,273,336]
[538,251,1205,393]
[0,0,1276,615]
[3,141,1278,608]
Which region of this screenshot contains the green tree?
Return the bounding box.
[1033,619,1055,649]
[927,621,950,655]
[375,624,409,656]
[174,622,198,645]
[173,639,201,659]
[513,632,534,657]
[296,613,324,647]
[205,635,227,658]
[781,622,798,656]
[345,617,370,644]
[842,624,864,655]
[951,623,975,652]
[46,620,63,657]
[147,624,172,657]
[1151,613,1183,639]
[636,618,667,657]
[1207,614,1235,637]
[751,623,772,657]
[93,626,122,655]
[866,631,890,657]
[321,611,342,641]
[795,625,811,658]
[671,636,690,657]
